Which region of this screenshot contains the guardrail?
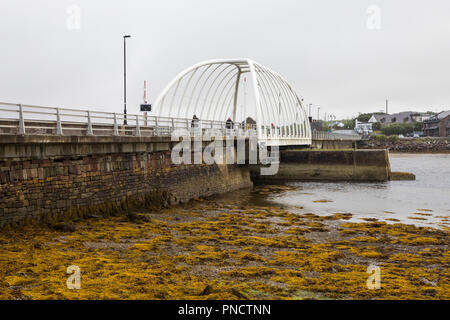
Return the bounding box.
[0,102,258,137]
[312,130,362,141]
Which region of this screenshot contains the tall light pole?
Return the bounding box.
[123,35,131,125]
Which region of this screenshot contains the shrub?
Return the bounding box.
[388,135,399,142]
[380,122,423,136]
[372,122,381,131]
[370,134,387,142]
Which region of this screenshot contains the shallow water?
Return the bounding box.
[267,153,450,228]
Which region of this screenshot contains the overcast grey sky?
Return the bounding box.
[0,0,449,119]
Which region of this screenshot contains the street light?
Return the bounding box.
[123,35,131,125]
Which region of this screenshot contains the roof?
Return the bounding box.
[372,112,416,123]
[437,110,450,119]
[424,110,450,122]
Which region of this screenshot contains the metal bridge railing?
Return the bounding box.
[0,102,259,138]
[312,130,361,141]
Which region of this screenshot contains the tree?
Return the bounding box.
[341,119,355,130]
[380,122,423,135]
[372,122,381,131]
[356,112,386,123]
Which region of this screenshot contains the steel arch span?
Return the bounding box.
[154,58,312,146]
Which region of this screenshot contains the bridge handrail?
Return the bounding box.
[0,101,260,137]
[312,130,361,141]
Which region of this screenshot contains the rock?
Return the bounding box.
[420,278,437,287]
[127,212,150,222]
[389,171,416,181]
[230,288,248,299]
[48,222,76,232]
[199,285,213,296]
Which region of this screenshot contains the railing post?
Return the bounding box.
[18,104,26,135]
[171,118,175,134]
[113,113,119,136]
[56,108,63,135]
[86,111,93,135]
[155,117,159,136]
[135,115,141,136]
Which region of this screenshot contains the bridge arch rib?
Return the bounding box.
[154,58,312,146]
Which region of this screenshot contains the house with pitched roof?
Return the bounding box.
[423,111,450,137]
[368,112,432,125]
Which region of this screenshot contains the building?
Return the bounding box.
[330,121,345,128]
[368,111,431,125]
[411,113,432,122]
[354,120,373,135]
[423,111,450,137]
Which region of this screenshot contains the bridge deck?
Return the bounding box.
[0,102,360,145]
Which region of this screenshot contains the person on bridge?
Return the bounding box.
[225,117,234,136]
[191,115,199,128]
[191,115,200,136]
[225,117,234,129]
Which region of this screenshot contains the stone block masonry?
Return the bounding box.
[251,149,391,183]
[0,135,252,229]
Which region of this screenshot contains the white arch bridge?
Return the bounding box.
[0,58,321,147]
[155,59,311,147]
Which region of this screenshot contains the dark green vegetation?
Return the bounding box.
[379,122,424,136]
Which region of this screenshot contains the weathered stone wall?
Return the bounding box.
[358,138,450,153]
[252,149,391,183]
[0,135,252,229]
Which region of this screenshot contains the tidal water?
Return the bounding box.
[269,153,450,228]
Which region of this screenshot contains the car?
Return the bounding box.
[398,134,405,138]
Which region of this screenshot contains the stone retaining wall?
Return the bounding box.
[0,135,252,229]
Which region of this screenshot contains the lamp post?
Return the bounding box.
[123,35,131,125]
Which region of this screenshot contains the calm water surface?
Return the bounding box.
[269,153,450,228]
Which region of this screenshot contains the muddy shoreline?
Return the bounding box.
[0,185,448,300]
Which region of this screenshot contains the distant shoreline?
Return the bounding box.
[359,138,450,153]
